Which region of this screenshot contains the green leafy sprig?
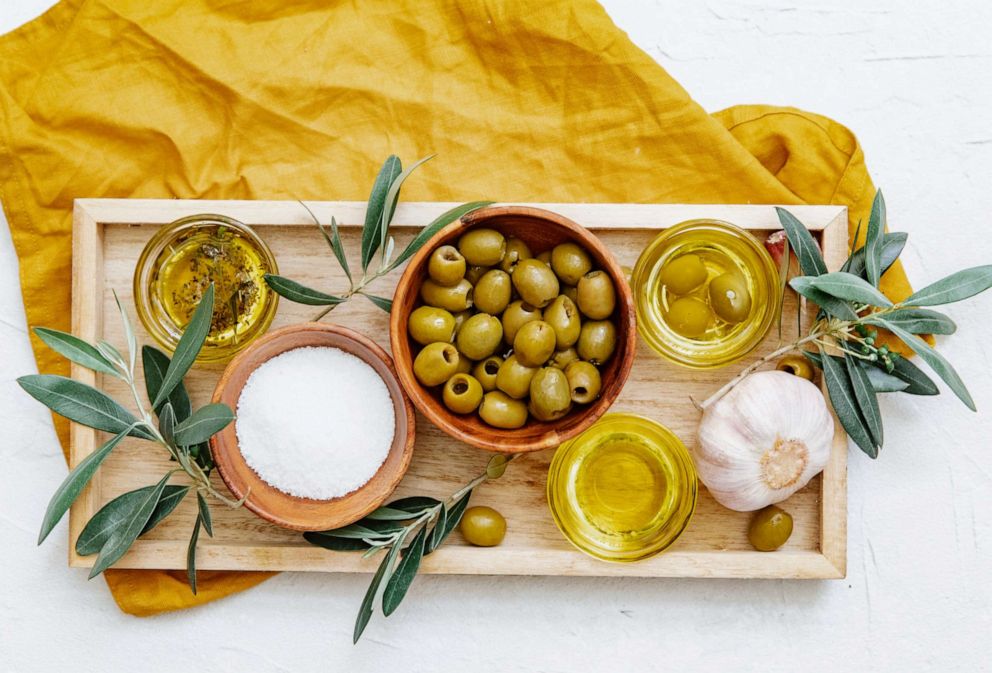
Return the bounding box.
[265,155,493,318]
[699,191,992,458]
[18,286,239,590]
[304,454,513,643]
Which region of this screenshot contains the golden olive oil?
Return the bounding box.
[547,414,697,562]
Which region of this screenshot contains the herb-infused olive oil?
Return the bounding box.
[632,219,779,369]
[134,215,279,362]
[547,413,697,562]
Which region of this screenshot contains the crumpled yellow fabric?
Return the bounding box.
[0,0,914,616]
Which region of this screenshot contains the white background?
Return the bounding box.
[1,1,989,671]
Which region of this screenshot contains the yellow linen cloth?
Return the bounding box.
[0,0,914,617]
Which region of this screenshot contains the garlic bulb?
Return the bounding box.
[695,370,834,512]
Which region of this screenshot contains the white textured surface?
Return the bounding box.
[1,1,989,671]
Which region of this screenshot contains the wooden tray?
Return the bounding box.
[69,199,848,579]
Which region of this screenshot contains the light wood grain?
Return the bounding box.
[69,199,848,578]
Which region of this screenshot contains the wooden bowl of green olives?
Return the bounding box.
[389,205,636,453]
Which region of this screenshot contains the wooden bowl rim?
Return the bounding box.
[389,204,637,453]
[209,322,416,531]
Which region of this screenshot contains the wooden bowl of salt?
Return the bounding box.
[210,323,416,531]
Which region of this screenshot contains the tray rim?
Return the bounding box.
[69,198,848,579]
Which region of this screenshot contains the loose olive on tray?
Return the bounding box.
[409,231,620,429]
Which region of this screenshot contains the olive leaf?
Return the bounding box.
[361,155,403,270]
[89,472,173,578]
[864,190,886,287]
[789,283,859,321]
[33,327,120,378]
[880,308,956,335]
[776,235,791,339]
[429,505,448,552]
[303,532,373,551]
[903,265,992,307]
[187,516,201,595]
[888,355,939,396]
[845,354,883,446]
[364,506,424,521]
[112,290,137,377]
[318,523,397,540]
[388,496,442,513]
[428,490,472,553]
[361,293,393,312]
[197,491,213,537]
[791,272,893,308]
[152,283,214,409]
[379,154,436,253]
[775,207,827,277]
[76,484,189,555]
[173,403,235,446]
[820,349,878,458]
[845,232,907,280]
[142,345,192,420]
[159,403,176,446]
[264,274,344,306]
[354,531,404,644]
[17,375,154,440]
[300,201,353,284]
[382,525,428,616]
[37,424,134,544]
[865,367,910,393]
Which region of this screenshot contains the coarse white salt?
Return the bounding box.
[235,346,395,500]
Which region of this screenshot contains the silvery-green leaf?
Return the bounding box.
[112,290,137,377]
[788,282,859,320]
[76,484,189,555]
[846,232,907,280]
[197,491,213,537]
[142,345,192,420]
[864,190,886,287]
[96,341,126,370]
[303,531,372,551]
[152,284,214,409]
[33,328,120,378]
[37,424,133,544]
[845,354,883,446]
[904,265,992,307]
[17,375,153,440]
[89,473,172,578]
[888,355,939,396]
[428,505,448,553]
[328,216,352,283]
[361,155,402,270]
[173,403,234,445]
[865,367,910,393]
[382,525,428,616]
[775,207,827,277]
[159,403,176,446]
[873,308,956,335]
[388,496,442,513]
[432,490,472,550]
[264,275,344,306]
[872,319,976,410]
[792,272,892,308]
[379,154,436,251]
[187,516,201,594]
[364,506,423,521]
[389,201,494,271]
[820,349,878,458]
[354,532,404,643]
[361,293,393,312]
[319,523,394,540]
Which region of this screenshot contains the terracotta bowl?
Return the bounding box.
[390,205,636,453]
[209,323,416,531]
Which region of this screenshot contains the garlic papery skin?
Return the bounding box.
[695,370,834,512]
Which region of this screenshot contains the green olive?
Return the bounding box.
[407,306,456,345]
[442,373,484,414]
[543,295,581,348]
[659,253,708,295]
[499,237,533,273]
[472,356,504,392]
[666,296,712,338]
[459,506,507,546]
[528,367,572,421]
[495,354,538,399]
[421,278,473,312]
[513,320,557,367]
[465,265,489,285]
[511,259,560,308]
[427,245,466,287]
[413,342,460,387]
[709,272,752,324]
[561,285,578,304]
[500,300,542,345]
[565,361,602,404]
[748,505,794,552]
[473,269,512,315]
[456,313,503,360]
[548,346,580,370]
[535,250,552,265]
[576,270,616,320]
[551,242,593,285]
[458,228,506,266]
[577,320,617,365]
[479,391,529,429]
[776,355,815,381]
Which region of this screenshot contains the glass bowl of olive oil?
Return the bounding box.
[631,219,779,370]
[133,214,279,363]
[546,413,697,562]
